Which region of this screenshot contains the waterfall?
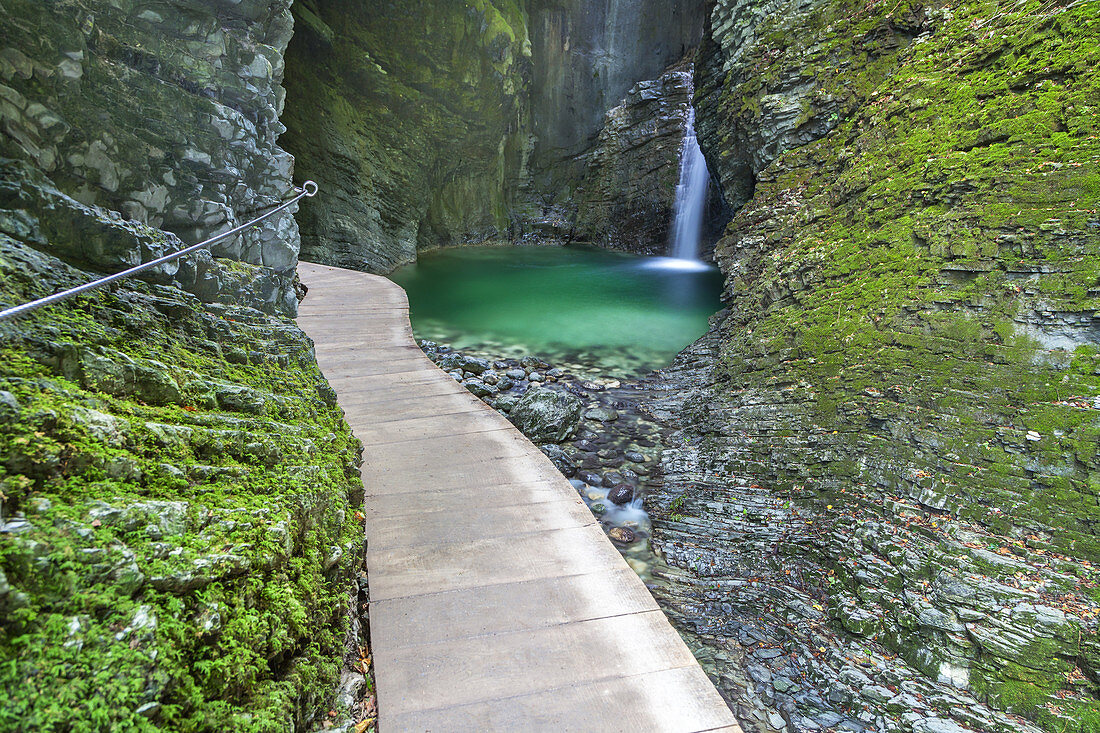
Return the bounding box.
[669,107,710,261]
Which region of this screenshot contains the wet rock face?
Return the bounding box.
[281,0,533,273]
[0,0,301,291]
[570,63,724,256]
[0,159,298,314]
[651,0,1100,730]
[281,0,712,269]
[526,0,706,189]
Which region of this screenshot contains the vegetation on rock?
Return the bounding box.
[652,0,1100,729]
[0,233,362,731]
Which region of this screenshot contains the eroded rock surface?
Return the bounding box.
[571,62,723,255]
[649,1,1100,731]
[281,0,533,272]
[0,0,301,297]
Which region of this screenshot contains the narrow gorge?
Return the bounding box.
[0,0,1098,732]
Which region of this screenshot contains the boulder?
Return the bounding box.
[607,484,634,505]
[508,388,583,443]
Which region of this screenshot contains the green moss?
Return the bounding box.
[696,0,1100,727]
[0,244,362,731]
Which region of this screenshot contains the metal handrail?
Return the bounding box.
[0,180,318,322]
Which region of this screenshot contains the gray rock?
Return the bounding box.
[576,470,603,487]
[437,352,490,375]
[464,379,496,397]
[754,647,784,659]
[491,393,520,412]
[540,444,576,477]
[135,702,161,719]
[773,676,798,694]
[216,384,268,414]
[336,670,365,709]
[912,719,972,733]
[70,407,129,447]
[607,484,634,505]
[861,685,894,704]
[584,406,619,422]
[608,526,635,543]
[0,517,32,534]
[0,391,20,420]
[508,388,584,443]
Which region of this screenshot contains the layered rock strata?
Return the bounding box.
[0,1,365,729]
[0,0,301,303]
[570,64,695,255]
[650,1,1100,731]
[526,0,706,191]
[281,0,534,272]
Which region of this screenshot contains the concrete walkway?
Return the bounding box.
[296,261,740,732]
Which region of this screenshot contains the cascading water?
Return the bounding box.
[668,106,710,262]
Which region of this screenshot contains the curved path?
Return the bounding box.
[297,261,740,732]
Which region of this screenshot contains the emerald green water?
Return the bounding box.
[388,245,724,377]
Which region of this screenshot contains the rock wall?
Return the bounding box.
[281,0,533,273]
[569,63,692,255]
[281,0,712,271]
[649,0,1100,731]
[569,60,727,256]
[0,1,365,729]
[526,0,706,191]
[0,0,301,308]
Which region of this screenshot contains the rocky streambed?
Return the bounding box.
[416,339,1100,733]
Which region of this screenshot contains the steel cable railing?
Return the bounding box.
[0,180,318,322]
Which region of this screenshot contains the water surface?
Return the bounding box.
[388,245,723,377]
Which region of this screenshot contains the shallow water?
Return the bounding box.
[388,245,724,377]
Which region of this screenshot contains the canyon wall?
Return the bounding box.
[281,0,534,273]
[0,0,302,312]
[0,1,362,729]
[526,0,705,187]
[281,0,711,270]
[649,0,1100,731]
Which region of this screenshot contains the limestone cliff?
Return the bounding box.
[0,0,301,311]
[570,63,692,254]
[526,0,706,189]
[281,0,534,273]
[0,2,363,729]
[281,0,711,271]
[649,0,1100,731]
